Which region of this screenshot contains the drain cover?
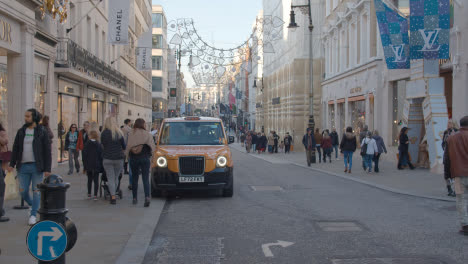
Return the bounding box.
[331,258,446,264]
[250,186,283,191]
[317,221,363,232]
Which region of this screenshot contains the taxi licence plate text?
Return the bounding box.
[179,176,204,183]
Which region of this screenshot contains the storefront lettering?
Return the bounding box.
[0,19,12,44]
[350,87,362,94]
[115,10,123,41]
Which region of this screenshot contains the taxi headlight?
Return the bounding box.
[216,156,227,167]
[156,156,167,168]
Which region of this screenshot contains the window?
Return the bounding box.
[159,122,225,145]
[152,13,163,28]
[34,74,46,115]
[152,77,163,92]
[152,56,163,70]
[152,34,163,49]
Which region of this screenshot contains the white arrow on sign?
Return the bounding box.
[261,240,294,258]
[37,227,63,256]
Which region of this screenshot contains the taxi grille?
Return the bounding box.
[179,156,205,175]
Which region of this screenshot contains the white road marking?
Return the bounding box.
[261,240,294,258]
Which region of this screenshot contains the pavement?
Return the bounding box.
[229,142,456,202]
[0,163,165,264]
[143,148,467,264]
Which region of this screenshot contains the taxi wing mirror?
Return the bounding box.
[228,136,235,144]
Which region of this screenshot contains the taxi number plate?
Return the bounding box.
[179,177,204,183]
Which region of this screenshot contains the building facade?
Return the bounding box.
[258,0,323,151]
[151,5,168,125]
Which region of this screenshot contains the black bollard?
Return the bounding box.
[13,198,30,209]
[36,175,77,264]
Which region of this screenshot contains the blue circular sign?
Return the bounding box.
[26,220,68,261]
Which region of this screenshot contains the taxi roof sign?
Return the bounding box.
[184,116,201,121]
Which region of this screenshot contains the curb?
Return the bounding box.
[115,199,166,264]
[230,146,456,202]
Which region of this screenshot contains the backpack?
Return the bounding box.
[360,139,368,156]
[130,144,144,155]
[284,137,290,145]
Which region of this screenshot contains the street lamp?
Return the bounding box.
[288,0,315,130]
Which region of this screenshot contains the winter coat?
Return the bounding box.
[267,134,275,146]
[321,136,332,149]
[442,128,458,151]
[273,133,279,145]
[82,140,103,172]
[339,132,357,152]
[399,133,409,153]
[373,135,387,153]
[314,132,323,145]
[125,128,156,159]
[284,135,292,146]
[361,137,378,155]
[252,134,258,144]
[447,127,468,178]
[259,136,267,148]
[10,125,52,172]
[245,134,252,144]
[302,133,316,150]
[359,129,368,144]
[64,131,79,151]
[330,131,339,146]
[101,129,126,160]
[76,129,88,151]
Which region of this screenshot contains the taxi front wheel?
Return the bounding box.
[222,176,233,197]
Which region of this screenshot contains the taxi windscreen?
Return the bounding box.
[159,122,225,145]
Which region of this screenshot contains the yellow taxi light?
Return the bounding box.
[184,116,201,121]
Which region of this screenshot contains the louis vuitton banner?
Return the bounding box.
[108,0,130,45]
[409,0,450,59]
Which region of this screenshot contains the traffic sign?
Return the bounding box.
[27,220,68,261]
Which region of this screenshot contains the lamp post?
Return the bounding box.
[288,0,315,131]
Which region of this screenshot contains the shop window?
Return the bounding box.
[34,74,46,115]
[0,65,7,131]
[152,77,162,92]
[349,100,366,136]
[152,34,163,49]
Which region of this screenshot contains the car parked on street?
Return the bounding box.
[151,116,235,197]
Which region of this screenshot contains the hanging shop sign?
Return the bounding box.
[58,78,81,96]
[87,87,105,101]
[108,0,129,45]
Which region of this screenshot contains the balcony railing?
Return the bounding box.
[57,39,126,90]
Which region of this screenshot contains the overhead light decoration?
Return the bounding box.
[39,0,69,23]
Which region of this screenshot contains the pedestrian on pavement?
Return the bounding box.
[267,131,275,153]
[258,133,267,154]
[314,128,323,163]
[240,133,246,147]
[372,130,387,173]
[284,132,293,154]
[0,123,9,222]
[397,127,415,170]
[321,131,333,163]
[303,128,316,167]
[125,118,155,207]
[101,117,126,205]
[64,123,80,175]
[330,128,340,160]
[361,131,378,173]
[279,140,284,153]
[82,130,103,201]
[340,126,357,173]
[442,119,458,197]
[76,121,90,173]
[447,116,468,235]
[273,131,279,153]
[359,125,369,145]
[122,119,133,191]
[251,132,257,154]
[40,115,54,147]
[245,132,252,153]
[8,108,52,225]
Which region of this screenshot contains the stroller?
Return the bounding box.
[99,171,123,200]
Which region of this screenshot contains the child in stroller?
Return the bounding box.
[100,170,123,200]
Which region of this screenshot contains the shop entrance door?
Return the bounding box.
[57,94,79,163]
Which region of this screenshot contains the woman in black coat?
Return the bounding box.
[398,127,415,170]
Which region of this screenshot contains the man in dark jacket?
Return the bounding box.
[330,128,340,160]
[251,132,258,153]
[303,128,316,167]
[273,131,279,153]
[8,109,51,225]
[447,116,468,235]
[284,132,293,154]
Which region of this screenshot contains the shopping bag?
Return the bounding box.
[4,171,19,200]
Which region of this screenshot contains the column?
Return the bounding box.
[334,100,338,131]
[344,97,349,127]
[7,24,35,138]
[365,93,370,127]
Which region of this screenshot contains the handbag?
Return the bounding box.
[0,146,12,162]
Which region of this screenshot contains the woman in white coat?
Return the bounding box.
[361,131,379,173]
